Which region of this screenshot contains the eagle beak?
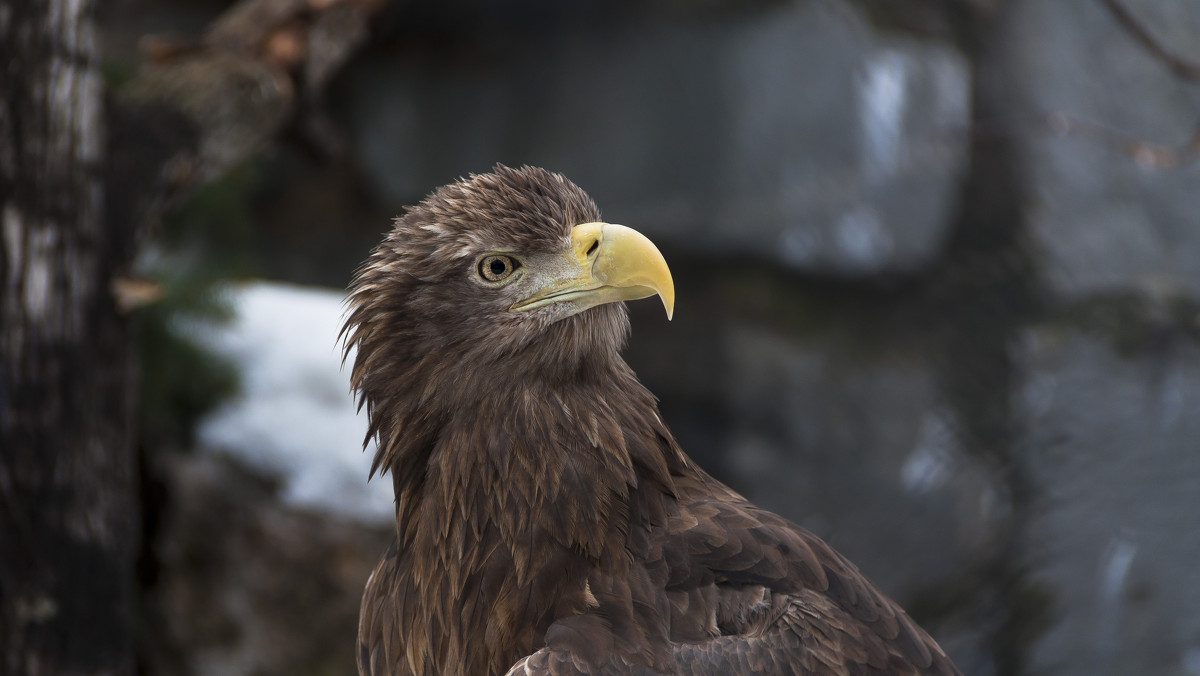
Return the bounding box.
[511,222,675,320]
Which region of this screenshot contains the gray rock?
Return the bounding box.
[1015,327,1200,676]
[721,325,1005,609]
[1006,0,1200,299]
[339,1,968,275]
[713,10,968,274]
[145,453,391,676]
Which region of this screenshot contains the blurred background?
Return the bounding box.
[15,0,1200,674]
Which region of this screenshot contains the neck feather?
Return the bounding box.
[376,352,682,675]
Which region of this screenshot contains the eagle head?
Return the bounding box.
[341,165,674,472]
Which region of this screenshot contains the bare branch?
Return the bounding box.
[118,0,386,188]
[1042,2,1200,168]
[1045,112,1200,168]
[1099,0,1200,82]
[108,0,390,250]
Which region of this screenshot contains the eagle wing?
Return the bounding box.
[506,472,960,676]
[664,472,961,675]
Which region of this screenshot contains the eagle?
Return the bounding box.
[342,165,961,676]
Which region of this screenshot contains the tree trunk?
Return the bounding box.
[1,0,388,670]
[0,1,139,674]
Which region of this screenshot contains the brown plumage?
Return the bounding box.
[343,165,961,676]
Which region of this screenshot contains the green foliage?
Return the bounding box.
[156,161,264,273]
[100,57,139,93]
[134,161,265,449]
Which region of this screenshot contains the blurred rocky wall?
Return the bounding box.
[120,0,1200,674]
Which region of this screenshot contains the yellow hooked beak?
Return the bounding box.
[510,222,674,320]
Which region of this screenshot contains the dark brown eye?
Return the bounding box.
[478,255,519,282]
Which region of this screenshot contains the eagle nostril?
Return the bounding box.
[585,239,599,257]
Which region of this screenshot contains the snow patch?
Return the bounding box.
[191,281,393,524]
[859,50,909,183]
[900,412,954,494]
[1095,535,1137,658]
[835,205,892,268]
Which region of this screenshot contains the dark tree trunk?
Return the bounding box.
[1,0,386,671]
[0,1,139,674]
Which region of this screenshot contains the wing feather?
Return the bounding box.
[503,477,961,676]
[656,472,960,675]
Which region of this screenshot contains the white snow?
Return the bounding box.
[859,49,909,183]
[900,412,954,494]
[190,280,393,524]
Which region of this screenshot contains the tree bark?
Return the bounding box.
[1,0,387,671]
[0,1,139,675]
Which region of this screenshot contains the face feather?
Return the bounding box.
[378,165,602,281]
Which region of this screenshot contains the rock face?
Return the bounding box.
[128,0,1200,674]
[719,326,1004,601]
[1011,0,1200,300]
[1016,330,1200,676]
[339,0,970,275]
[143,453,392,676]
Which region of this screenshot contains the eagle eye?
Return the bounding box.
[478,255,519,282]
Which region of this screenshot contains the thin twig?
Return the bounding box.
[1045,1,1200,167]
[1044,112,1200,168]
[1099,0,1200,82]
